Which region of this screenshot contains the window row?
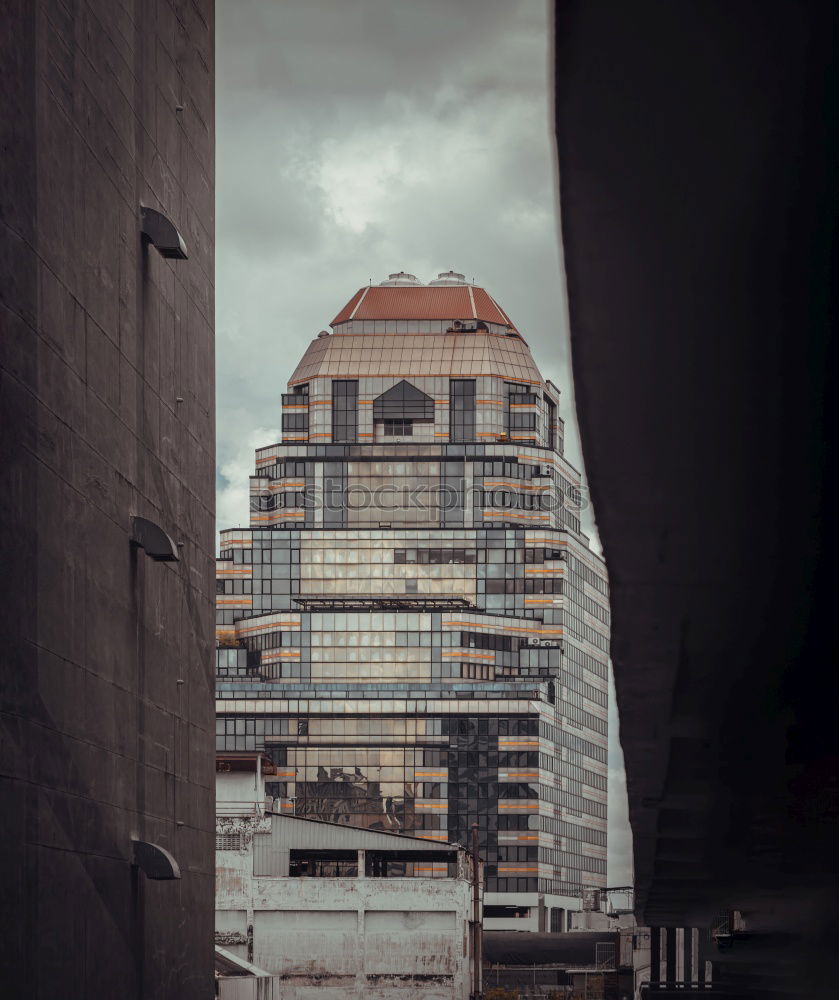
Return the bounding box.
[524,546,568,563]
[382,419,413,436]
[242,630,288,651]
[460,631,521,652]
[562,610,610,653]
[480,461,551,480]
[563,643,609,681]
[561,670,608,708]
[460,662,495,680]
[216,716,541,740]
[539,848,605,876]
[577,592,611,625]
[508,412,537,430]
[478,490,551,510]
[569,556,609,596]
[540,720,608,765]
[559,701,608,737]
[394,547,478,564]
[539,815,606,846]
[251,491,307,511]
[485,578,562,594]
[538,783,607,818]
[539,754,608,791]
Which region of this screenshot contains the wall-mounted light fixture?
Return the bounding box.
[140,205,188,259]
[130,516,179,562]
[131,839,181,880]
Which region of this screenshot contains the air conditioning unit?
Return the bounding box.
[540,465,553,476]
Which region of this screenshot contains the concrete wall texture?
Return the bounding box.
[216,851,474,1000]
[0,1,216,997]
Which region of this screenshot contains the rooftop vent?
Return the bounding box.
[429,271,468,285]
[379,272,421,286]
[317,330,330,338]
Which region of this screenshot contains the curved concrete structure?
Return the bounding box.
[554,1,838,995]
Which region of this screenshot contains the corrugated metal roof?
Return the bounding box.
[263,812,459,852]
[330,285,516,329]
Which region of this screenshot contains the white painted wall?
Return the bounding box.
[216,827,476,1000]
[482,890,581,933]
[217,769,264,807]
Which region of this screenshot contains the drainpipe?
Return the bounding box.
[471,823,482,1000]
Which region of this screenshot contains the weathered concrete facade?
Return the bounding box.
[0,1,215,997]
[215,763,479,1000]
[219,870,474,1000]
[215,946,284,1000]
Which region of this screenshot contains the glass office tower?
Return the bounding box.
[216,271,610,930]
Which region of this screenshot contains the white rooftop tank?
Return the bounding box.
[379,272,422,286]
[428,271,469,286]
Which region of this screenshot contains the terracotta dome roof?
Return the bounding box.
[331,283,516,331]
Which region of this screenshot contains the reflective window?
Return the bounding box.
[382,419,413,436]
[332,380,358,442]
[449,380,475,442]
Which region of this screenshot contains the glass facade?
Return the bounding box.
[217,276,609,922]
[331,379,358,443]
[449,379,476,442]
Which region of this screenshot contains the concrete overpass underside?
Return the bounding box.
[554,2,838,996]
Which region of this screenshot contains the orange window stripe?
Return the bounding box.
[441,651,495,659]
[234,621,300,634]
[442,621,562,635]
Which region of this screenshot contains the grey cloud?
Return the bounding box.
[216,0,575,514]
[219,0,546,107]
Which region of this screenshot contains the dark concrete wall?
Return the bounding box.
[553,1,837,996]
[0,1,215,996]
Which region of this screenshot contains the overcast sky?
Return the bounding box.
[216,0,631,888]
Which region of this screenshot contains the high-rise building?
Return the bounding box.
[215,271,609,931]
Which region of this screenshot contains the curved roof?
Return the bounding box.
[289,330,543,385]
[331,284,516,330]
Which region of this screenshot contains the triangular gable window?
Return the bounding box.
[372,380,435,422]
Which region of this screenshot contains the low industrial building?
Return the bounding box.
[483,924,716,1000]
[483,931,626,999]
[215,753,481,999]
[215,947,282,1000]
